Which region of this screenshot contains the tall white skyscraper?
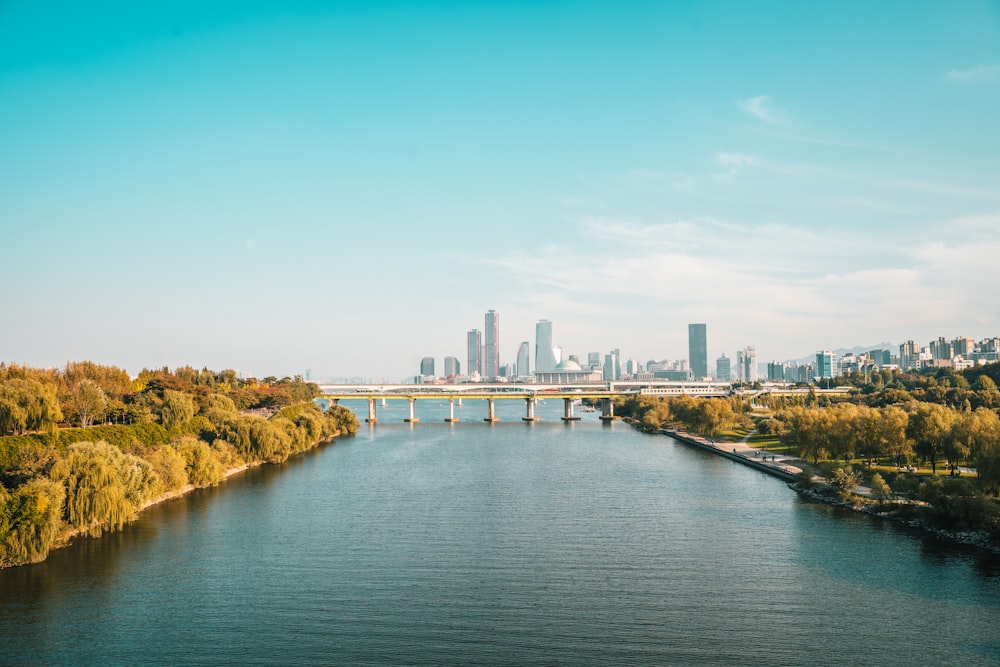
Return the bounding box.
[535,320,559,372]
[484,310,500,378]
[516,341,530,377]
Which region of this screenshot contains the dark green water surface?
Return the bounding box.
[2,400,999,666]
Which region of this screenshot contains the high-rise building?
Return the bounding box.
[516,341,530,378]
[716,353,731,381]
[815,350,836,379]
[900,340,920,370]
[484,310,500,378]
[420,357,435,376]
[688,323,708,380]
[767,361,785,381]
[625,358,640,376]
[535,320,559,372]
[444,356,460,377]
[587,351,601,369]
[929,336,953,360]
[467,330,482,377]
[603,352,618,381]
[736,346,758,383]
[952,337,975,358]
[613,348,622,380]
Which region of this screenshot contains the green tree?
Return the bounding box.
[880,406,911,468]
[173,436,225,487]
[907,403,956,474]
[50,441,158,536]
[831,467,862,501]
[67,379,108,428]
[0,378,63,435]
[0,478,65,567]
[870,473,891,506]
[161,390,195,430]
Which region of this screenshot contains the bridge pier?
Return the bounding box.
[404,397,419,423]
[484,397,499,422]
[445,398,459,422]
[599,398,618,422]
[522,397,539,422]
[366,398,377,423]
[561,397,581,421]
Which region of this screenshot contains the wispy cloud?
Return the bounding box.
[739,95,779,122]
[483,212,1000,360]
[946,64,1000,84]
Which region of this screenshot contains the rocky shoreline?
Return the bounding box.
[791,484,1000,556]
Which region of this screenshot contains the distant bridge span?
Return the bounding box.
[317,381,732,424]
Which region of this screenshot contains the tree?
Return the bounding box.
[0,378,63,435]
[161,390,195,429]
[50,441,158,536]
[173,436,225,487]
[880,406,911,468]
[0,478,65,567]
[907,403,956,474]
[67,379,108,428]
[831,467,862,501]
[870,473,891,506]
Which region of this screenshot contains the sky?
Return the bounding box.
[2,1,999,381]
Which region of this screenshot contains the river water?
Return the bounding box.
[2,399,999,666]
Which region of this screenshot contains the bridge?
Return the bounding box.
[318,381,732,424]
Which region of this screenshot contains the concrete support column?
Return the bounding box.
[523,397,539,422]
[404,397,419,423]
[484,397,499,422]
[562,397,580,421]
[445,398,459,422]
[599,397,617,421]
[366,398,377,423]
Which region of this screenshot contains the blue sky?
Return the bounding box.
[2,1,999,380]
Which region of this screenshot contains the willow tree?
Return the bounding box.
[173,436,225,487]
[50,441,159,536]
[0,378,63,435]
[161,390,195,430]
[0,478,65,567]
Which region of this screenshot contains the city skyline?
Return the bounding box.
[2,3,999,379]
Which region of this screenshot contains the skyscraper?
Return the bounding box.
[535,320,558,372]
[444,356,460,377]
[516,341,530,378]
[420,357,435,376]
[816,350,836,379]
[737,346,758,383]
[716,353,731,381]
[484,310,500,378]
[467,329,482,377]
[688,323,707,379]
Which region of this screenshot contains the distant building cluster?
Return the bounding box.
[413,317,1000,386]
[760,336,1000,385]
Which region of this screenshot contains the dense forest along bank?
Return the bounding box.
[1,363,359,568]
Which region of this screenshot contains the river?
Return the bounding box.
[2,399,999,666]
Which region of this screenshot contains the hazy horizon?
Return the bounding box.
[3,2,999,379]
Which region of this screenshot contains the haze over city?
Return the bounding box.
[2,2,999,379]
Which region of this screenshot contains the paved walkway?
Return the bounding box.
[663,427,804,478]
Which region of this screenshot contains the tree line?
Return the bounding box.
[0,363,358,568]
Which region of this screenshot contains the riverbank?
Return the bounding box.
[658,426,802,482]
[631,421,1000,556]
[9,430,352,568]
